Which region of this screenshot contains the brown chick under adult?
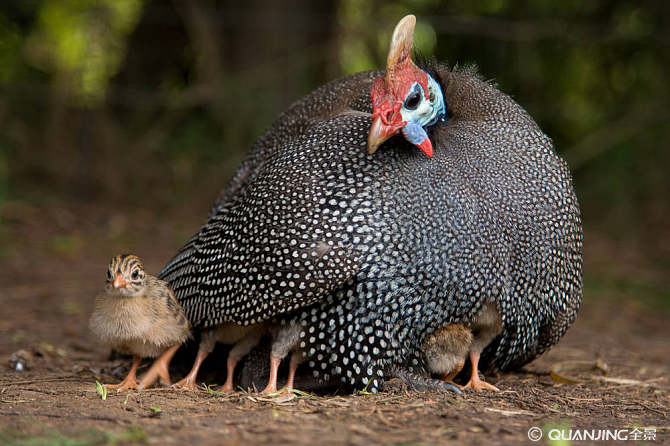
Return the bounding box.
[423,302,502,391]
[422,324,473,383]
[89,254,191,392]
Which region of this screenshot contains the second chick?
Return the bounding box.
[422,323,473,384]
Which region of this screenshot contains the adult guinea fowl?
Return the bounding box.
[159,15,582,393]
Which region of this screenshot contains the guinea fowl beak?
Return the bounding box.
[113,274,128,289]
[368,115,401,155]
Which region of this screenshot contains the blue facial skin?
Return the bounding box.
[398,74,446,147]
[402,121,429,146]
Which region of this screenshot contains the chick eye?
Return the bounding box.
[404,90,421,111]
[131,270,139,280]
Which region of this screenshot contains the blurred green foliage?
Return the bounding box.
[0,0,668,250]
[25,0,143,106]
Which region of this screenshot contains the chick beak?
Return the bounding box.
[113,274,128,289]
[368,115,402,155]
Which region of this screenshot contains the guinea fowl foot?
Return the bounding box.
[137,345,180,390]
[463,350,499,392]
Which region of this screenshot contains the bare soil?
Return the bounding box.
[0,201,668,445]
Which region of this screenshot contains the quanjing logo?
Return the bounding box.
[527,427,657,442]
[527,427,542,441]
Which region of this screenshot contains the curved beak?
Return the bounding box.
[113,273,128,289]
[368,115,402,154]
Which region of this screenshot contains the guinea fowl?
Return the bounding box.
[90,255,191,391]
[159,15,582,393]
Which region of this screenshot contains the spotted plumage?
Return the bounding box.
[160,16,582,393]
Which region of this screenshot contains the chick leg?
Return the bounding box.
[106,355,141,392]
[441,358,465,385]
[261,353,282,394]
[174,346,210,391]
[463,350,499,392]
[220,355,239,393]
[221,332,263,392]
[137,344,180,390]
[283,352,301,393]
[174,333,217,391]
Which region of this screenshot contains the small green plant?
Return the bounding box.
[265,387,312,398]
[95,381,107,401]
[204,384,225,396]
[358,378,376,396]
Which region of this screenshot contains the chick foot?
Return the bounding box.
[106,355,140,392]
[137,344,180,390]
[440,359,466,389]
[463,350,499,392]
[174,346,212,391]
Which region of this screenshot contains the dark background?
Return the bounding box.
[1,0,668,309]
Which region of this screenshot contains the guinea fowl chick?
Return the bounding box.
[89,254,191,392]
[174,323,265,392]
[422,324,473,384]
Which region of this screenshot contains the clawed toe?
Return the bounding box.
[173,378,199,391]
[106,378,139,392]
[463,375,499,392]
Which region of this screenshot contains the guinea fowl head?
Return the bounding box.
[368,15,446,157]
[106,254,146,297]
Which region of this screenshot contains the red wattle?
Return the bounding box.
[417,138,433,158]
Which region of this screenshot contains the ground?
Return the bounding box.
[0,201,668,445]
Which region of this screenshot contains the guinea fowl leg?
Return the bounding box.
[106,355,141,392]
[463,350,499,392]
[261,353,282,394]
[137,344,180,390]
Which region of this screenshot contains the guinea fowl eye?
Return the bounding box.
[404,91,421,110]
[106,270,112,281]
[131,270,139,280]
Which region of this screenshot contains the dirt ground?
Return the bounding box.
[0,201,668,445]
